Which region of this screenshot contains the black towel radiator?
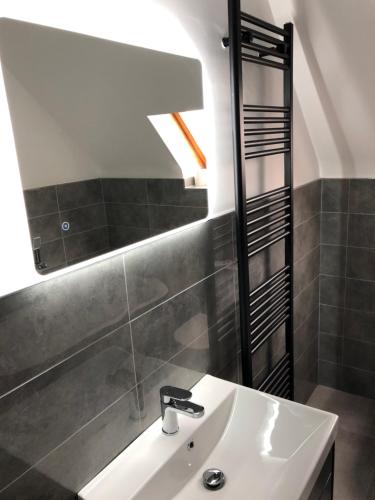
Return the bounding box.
[224,0,294,399]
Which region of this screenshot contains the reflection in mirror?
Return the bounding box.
[0,19,208,274]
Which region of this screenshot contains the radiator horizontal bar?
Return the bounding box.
[251,299,289,335]
[244,117,289,123]
[250,274,289,309]
[247,213,290,237]
[246,194,290,213]
[241,53,288,70]
[258,353,289,392]
[242,41,289,60]
[247,185,290,204]
[245,147,290,159]
[250,265,290,298]
[278,386,291,399]
[247,204,290,226]
[248,221,290,247]
[273,377,291,398]
[251,288,289,321]
[245,127,291,136]
[243,105,289,112]
[260,359,290,394]
[250,294,290,327]
[248,230,290,257]
[241,26,287,47]
[245,138,290,148]
[251,312,289,354]
[241,12,289,37]
[266,366,290,395]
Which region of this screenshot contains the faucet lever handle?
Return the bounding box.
[160,386,192,404]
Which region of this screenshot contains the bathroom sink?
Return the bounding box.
[79,375,338,500]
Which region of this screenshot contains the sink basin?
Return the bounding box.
[79,375,338,500]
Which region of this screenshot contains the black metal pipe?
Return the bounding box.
[242,41,289,60]
[248,221,290,248]
[241,26,286,47]
[244,117,289,123]
[243,104,290,112]
[245,138,290,148]
[241,11,289,37]
[251,300,290,335]
[247,213,290,237]
[251,312,289,354]
[250,275,289,309]
[241,53,288,70]
[247,205,290,226]
[248,230,290,257]
[250,294,290,327]
[245,147,290,159]
[247,185,290,204]
[258,353,289,392]
[250,265,290,297]
[261,360,290,394]
[251,288,289,321]
[246,194,290,213]
[245,127,291,136]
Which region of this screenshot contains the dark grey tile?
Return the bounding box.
[60,204,106,236]
[333,430,375,500]
[346,278,375,312]
[131,267,235,382]
[108,225,150,250]
[147,179,208,207]
[38,239,66,272]
[320,305,344,336]
[318,360,341,389]
[28,213,61,243]
[321,212,348,245]
[343,308,375,343]
[56,180,103,211]
[321,179,349,212]
[343,338,375,373]
[294,307,318,360]
[0,325,135,491]
[320,333,342,364]
[348,214,375,248]
[0,256,128,396]
[215,356,238,384]
[102,178,147,204]
[320,244,346,277]
[294,246,320,296]
[106,203,149,229]
[249,239,285,292]
[294,336,318,403]
[23,187,58,218]
[293,180,321,226]
[320,275,345,307]
[349,179,375,214]
[252,327,285,386]
[341,365,375,399]
[136,357,204,432]
[124,214,234,318]
[0,387,140,500]
[347,246,375,280]
[148,205,207,232]
[294,277,319,330]
[294,213,320,262]
[64,227,109,262]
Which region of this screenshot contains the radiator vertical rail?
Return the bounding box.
[228,0,253,387]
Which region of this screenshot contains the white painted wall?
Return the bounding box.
[0,0,324,297]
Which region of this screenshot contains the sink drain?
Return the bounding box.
[202,468,225,490]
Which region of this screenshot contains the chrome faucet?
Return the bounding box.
[160,386,205,435]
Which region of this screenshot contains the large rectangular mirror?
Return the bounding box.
[0,19,208,274]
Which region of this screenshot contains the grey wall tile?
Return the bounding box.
[321,212,348,245]
[0,256,128,396]
[294,307,318,360]
[294,246,320,296]
[106,203,149,229]
[343,338,375,373]
[124,214,234,318]
[318,360,341,389]
[347,247,375,280]
[293,180,321,226]
[131,267,235,382]
[28,213,61,243]
[249,239,285,291]
[108,225,150,250]
[0,324,135,491]
[148,205,207,232]
[56,180,103,211]
[60,204,107,236]
[321,179,349,212]
[320,275,346,307]
[102,178,147,204]
[348,214,375,248]
[320,244,346,277]
[341,366,375,399]
[64,227,109,262]
[38,239,66,272]
[346,278,375,312]
[320,304,344,336]
[320,333,342,364]
[24,187,58,218]
[294,213,320,262]
[252,327,285,386]
[294,277,319,330]
[146,179,208,208]
[349,179,375,214]
[343,308,375,343]
[294,335,318,403]
[0,388,140,500]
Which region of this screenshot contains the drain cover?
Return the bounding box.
[202,468,225,490]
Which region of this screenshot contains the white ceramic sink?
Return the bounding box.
[79,375,338,500]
